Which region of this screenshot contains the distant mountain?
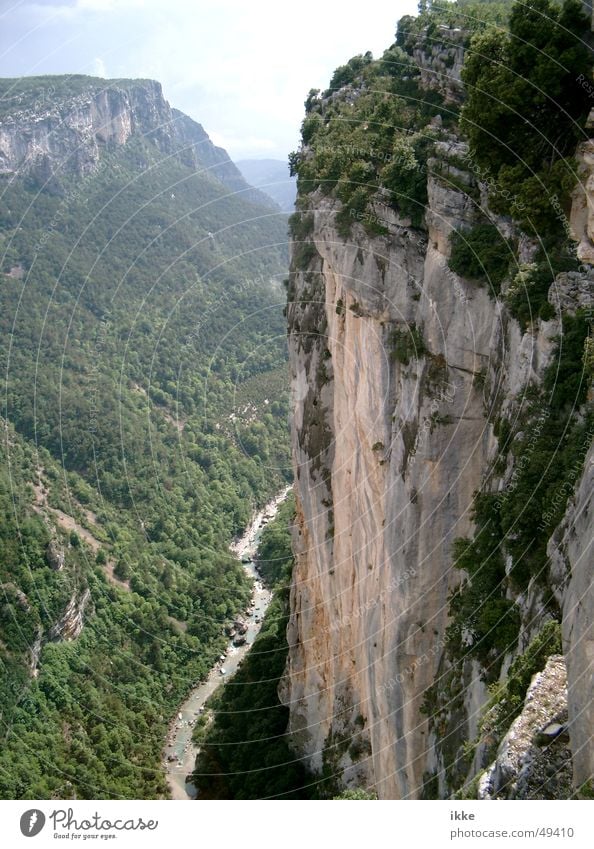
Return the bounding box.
[0,74,275,209]
[235,158,296,212]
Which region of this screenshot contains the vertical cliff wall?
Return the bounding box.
[282,6,593,799]
[283,186,496,799]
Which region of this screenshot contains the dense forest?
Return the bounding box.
[0,75,291,798]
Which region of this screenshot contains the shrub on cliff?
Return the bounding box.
[460,0,593,238]
[448,222,512,292]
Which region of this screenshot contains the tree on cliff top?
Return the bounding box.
[460,0,592,235]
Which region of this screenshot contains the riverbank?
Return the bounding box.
[164,486,291,800]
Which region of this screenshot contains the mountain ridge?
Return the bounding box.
[0,73,276,209]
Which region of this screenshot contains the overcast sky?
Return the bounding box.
[0,0,418,160]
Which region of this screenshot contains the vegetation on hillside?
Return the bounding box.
[287,2,522,243]
[448,222,513,294]
[444,306,591,690]
[288,18,458,236]
[460,0,592,240]
[0,76,290,798]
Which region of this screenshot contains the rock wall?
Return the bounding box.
[48,588,91,642]
[283,132,592,800]
[412,26,466,104]
[571,140,594,264]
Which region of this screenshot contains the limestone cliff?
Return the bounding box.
[283,6,593,800]
[0,75,271,205]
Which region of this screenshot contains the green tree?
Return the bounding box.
[460,0,592,237]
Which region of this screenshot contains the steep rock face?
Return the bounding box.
[284,166,549,797]
[45,539,65,571]
[48,588,91,642]
[0,79,167,177]
[0,76,269,204]
[412,26,466,104]
[548,443,594,790]
[283,149,592,798]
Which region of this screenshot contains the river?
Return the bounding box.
[164,486,291,800]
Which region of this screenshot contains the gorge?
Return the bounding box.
[0,0,592,806]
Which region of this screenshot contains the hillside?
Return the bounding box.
[0,75,290,798]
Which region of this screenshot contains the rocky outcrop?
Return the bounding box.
[29,625,43,677]
[45,538,65,571]
[478,656,572,800]
[48,588,91,642]
[412,26,466,104]
[0,581,30,612]
[0,79,165,178]
[570,140,594,264]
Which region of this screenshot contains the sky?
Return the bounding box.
[0,0,419,161]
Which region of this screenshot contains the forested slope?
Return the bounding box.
[0,75,290,798]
